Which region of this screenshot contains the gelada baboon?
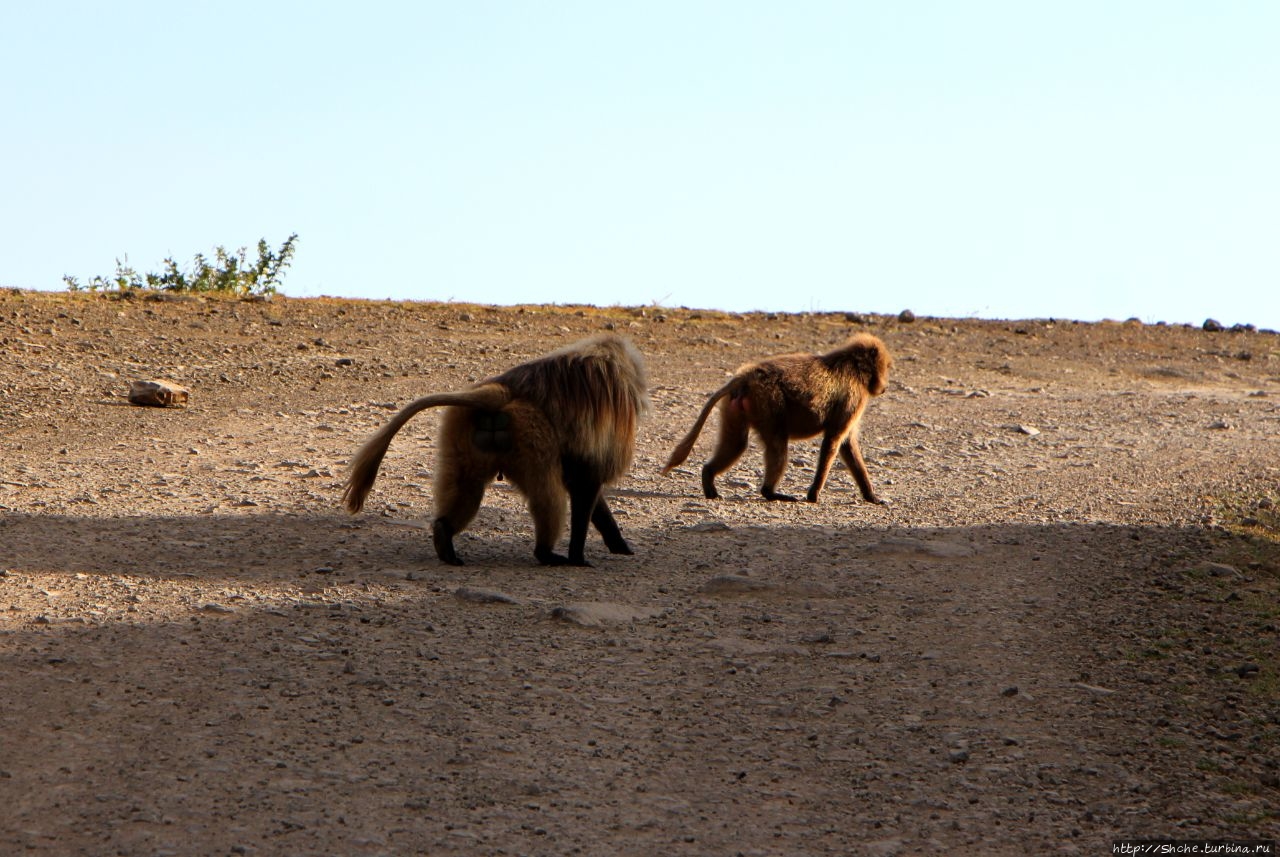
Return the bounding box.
[344,334,649,567]
[663,333,890,504]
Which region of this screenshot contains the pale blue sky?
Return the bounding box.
[3,2,1277,328]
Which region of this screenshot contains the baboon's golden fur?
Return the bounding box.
[344,334,649,566]
[663,333,891,504]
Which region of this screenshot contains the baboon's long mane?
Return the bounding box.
[492,334,650,482]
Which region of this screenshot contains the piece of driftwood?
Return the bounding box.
[128,379,190,408]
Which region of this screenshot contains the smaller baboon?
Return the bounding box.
[343,334,649,567]
[663,333,891,504]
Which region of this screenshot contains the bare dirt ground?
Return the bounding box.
[1,289,1278,856]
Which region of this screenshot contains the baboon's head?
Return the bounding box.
[841,333,891,396]
[866,340,891,396]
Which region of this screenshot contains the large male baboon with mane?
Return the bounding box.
[344,334,649,566]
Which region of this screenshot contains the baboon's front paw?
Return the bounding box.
[608,540,634,555]
[537,551,571,566]
[763,490,799,502]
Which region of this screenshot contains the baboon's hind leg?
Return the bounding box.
[432,476,488,566]
[432,519,463,566]
[805,429,848,503]
[701,403,749,500]
[518,471,569,566]
[498,402,573,566]
[431,412,495,566]
[759,428,797,502]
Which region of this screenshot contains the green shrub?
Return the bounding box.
[65,234,298,297]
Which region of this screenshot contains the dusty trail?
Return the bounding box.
[1,291,1277,855]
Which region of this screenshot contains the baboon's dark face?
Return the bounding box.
[868,352,892,396]
[868,371,887,396]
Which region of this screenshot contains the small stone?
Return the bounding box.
[863,537,975,559]
[335,357,355,367]
[686,521,730,533]
[1203,318,1224,332]
[949,749,970,763]
[1015,425,1041,436]
[897,309,916,323]
[1234,663,1261,679]
[1001,686,1019,697]
[865,839,906,857]
[128,379,190,407]
[548,602,659,627]
[453,587,520,605]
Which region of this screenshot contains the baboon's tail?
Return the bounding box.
[343,384,510,513]
[661,378,741,473]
